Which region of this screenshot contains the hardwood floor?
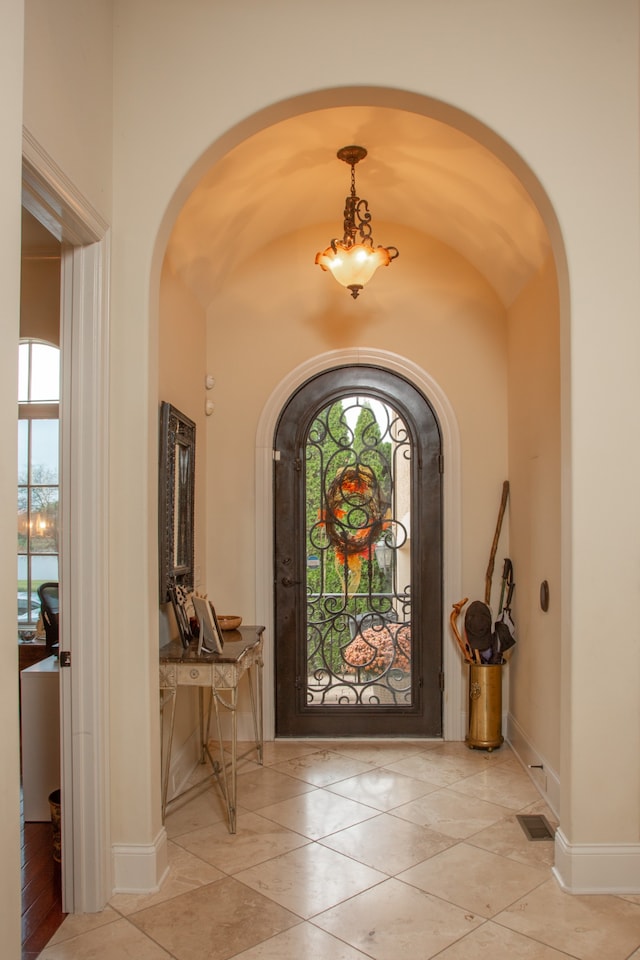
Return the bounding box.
[21,804,66,959]
[20,643,66,957]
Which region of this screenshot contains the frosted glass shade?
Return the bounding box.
[315,242,392,295]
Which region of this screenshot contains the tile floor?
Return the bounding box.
[40,740,640,960]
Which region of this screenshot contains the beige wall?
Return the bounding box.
[0,0,634,924]
[199,226,508,742]
[158,258,208,603]
[204,225,508,619]
[108,0,639,862]
[157,259,208,787]
[23,0,113,218]
[507,256,561,778]
[1,2,25,952]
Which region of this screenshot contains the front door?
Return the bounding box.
[274,365,442,737]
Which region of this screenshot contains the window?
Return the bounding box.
[18,341,60,631]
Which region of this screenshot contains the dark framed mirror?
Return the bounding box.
[159,402,196,602]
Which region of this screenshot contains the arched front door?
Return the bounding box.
[274,365,442,737]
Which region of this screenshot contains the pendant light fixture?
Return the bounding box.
[315,146,399,299]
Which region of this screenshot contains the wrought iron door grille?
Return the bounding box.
[304,396,412,707]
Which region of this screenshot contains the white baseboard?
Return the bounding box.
[553,828,640,894]
[505,712,560,817]
[111,827,169,894]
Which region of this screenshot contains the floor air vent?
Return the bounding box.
[516,814,555,841]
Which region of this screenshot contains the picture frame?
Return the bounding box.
[169,584,193,649]
[159,402,196,603]
[192,595,225,655]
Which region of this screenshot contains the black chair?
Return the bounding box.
[37,582,59,655]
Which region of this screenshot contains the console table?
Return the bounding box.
[159,625,264,833]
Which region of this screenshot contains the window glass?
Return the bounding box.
[18,488,28,553]
[18,343,29,403]
[18,419,28,484]
[17,340,60,628]
[29,343,60,402]
[31,555,59,584]
[17,557,39,624]
[29,488,59,554]
[30,420,59,484]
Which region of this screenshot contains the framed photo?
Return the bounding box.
[169,585,193,649]
[192,595,224,655]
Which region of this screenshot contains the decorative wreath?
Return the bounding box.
[324,465,386,559]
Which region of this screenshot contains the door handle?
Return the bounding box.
[281,577,302,587]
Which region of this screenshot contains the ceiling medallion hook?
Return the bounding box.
[315,145,399,299]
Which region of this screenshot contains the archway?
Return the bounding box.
[155,84,565,822]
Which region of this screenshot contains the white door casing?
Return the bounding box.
[22,129,110,913]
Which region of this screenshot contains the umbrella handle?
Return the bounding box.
[450,598,474,663]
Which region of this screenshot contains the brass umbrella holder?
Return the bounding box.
[450,482,513,751]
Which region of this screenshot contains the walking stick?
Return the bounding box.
[484,481,509,606]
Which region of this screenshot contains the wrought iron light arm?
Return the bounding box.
[316,145,399,299]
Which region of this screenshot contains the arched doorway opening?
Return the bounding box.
[156,85,563,788]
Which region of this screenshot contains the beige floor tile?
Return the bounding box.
[399,840,548,918]
[433,919,576,958]
[261,741,323,765]
[270,749,375,786]
[429,741,512,764]
[234,842,385,919]
[383,749,490,787]
[446,761,541,810]
[326,766,440,811]
[131,876,299,960]
[258,787,378,839]
[314,877,482,960]
[327,740,439,765]
[495,878,640,960]
[44,741,639,960]
[230,921,373,959]
[40,917,172,959]
[164,777,228,839]
[519,794,559,827]
[109,840,225,915]
[175,809,309,873]
[392,785,512,838]
[320,811,455,874]
[467,809,557,868]
[236,764,316,810]
[44,906,122,946]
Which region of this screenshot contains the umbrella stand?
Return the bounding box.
[466,662,504,750]
[466,481,510,751]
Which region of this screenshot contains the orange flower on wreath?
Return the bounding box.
[318,465,389,594]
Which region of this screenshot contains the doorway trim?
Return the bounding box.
[256,347,464,741]
[22,129,110,912]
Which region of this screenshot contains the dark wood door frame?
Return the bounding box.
[274,365,443,738]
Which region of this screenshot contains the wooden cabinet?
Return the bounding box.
[20,656,60,821]
[19,640,50,671]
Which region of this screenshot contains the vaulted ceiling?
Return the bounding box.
[165,105,551,310]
